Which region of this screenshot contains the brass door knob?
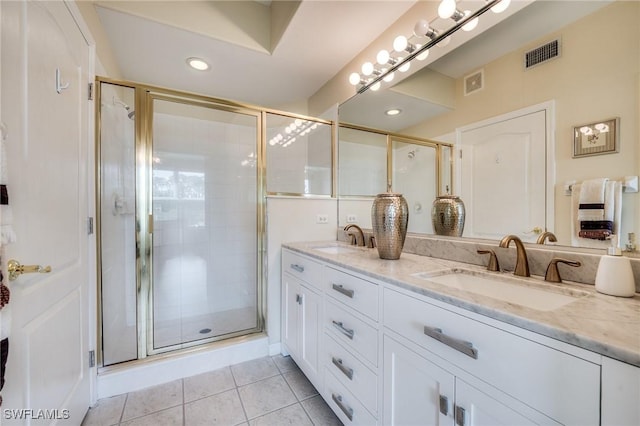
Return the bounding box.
[7,259,52,281]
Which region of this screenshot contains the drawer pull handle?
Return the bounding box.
[332,320,355,340]
[290,264,304,273]
[455,405,466,426]
[332,283,354,298]
[439,395,449,416]
[423,325,478,359]
[332,393,354,421]
[332,357,354,380]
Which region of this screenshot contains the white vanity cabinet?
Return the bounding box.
[383,335,549,426]
[322,266,380,425]
[383,287,600,426]
[601,357,640,426]
[280,245,639,426]
[281,250,323,384]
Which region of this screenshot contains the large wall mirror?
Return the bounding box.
[338,0,639,249]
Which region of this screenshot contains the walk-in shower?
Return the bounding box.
[97,80,264,366]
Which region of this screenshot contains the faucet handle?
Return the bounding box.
[368,236,376,249]
[545,258,582,283]
[477,249,500,272]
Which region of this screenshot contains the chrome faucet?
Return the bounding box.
[536,231,557,245]
[344,224,365,247]
[499,235,530,277]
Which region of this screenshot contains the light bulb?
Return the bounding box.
[416,48,429,61]
[438,0,457,19]
[371,82,382,91]
[349,72,361,85]
[269,140,277,146]
[383,72,395,83]
[377,49,390,65]
[294,119,302,127]
[399,61,411,73]
[393,35,408,53]
[413,19,430,37]
[361,62,374,76]
[462,11,479,31]
[437,36,451,47]
[491,0,510,13]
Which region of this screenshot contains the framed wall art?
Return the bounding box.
[573,117,619,158]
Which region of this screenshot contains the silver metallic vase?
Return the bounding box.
[431,195,465,237]
[371,193,409,260]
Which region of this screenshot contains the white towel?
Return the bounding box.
[577,178,608,221]
[571,181,623,248]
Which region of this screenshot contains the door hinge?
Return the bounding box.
[89,350,95,368]
[459,149,463,159]
[87,217,94,235]
[88,82,94,100]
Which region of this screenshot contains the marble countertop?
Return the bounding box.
[283,241,640,367]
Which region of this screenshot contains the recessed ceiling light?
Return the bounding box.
[385,109,402,116]
[187,57,210,71]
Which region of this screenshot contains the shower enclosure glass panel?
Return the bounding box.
[99,82,137,365]
[391,139,438,234]
[151,98,260,352]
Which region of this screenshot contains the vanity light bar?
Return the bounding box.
[352,0,507,94]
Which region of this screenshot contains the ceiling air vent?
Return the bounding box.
[525,39,560,69]
[464,69,484,96]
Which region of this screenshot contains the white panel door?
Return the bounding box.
[457,109,548,242]
[1,0,92,424]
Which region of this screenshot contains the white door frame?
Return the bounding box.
[454,100,556,235]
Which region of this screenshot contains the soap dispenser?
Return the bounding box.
[595,245,636,298]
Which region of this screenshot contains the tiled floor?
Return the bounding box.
[82,355,342,426]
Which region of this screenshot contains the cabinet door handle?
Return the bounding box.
[332,357,354,380]
[423,325,478,359]
[454,405,466,426]
[290,263,304,273]
[331,393,354,421]
[332,320,355,340]
[439,395,449,416]
[332,283,354,298]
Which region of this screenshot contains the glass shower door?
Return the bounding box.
[150,97,261,352]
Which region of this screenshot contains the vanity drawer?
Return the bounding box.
[282,249,322,289]
[325,300,378,367]
[324,367,378,426]
[325,267,379,320]
[383,288,600,425]
[324,333,377,415]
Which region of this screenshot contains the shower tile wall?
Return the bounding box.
[152,111,258,349]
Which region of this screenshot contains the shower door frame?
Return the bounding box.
[96,77,267,365]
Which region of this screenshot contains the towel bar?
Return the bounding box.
[564,176,638,196]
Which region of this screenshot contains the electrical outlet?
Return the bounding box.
[346,214,358,223]
[316,214,329,224]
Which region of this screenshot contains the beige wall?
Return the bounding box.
[403,1,639,247]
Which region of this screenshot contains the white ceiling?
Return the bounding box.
[94,0,417,109]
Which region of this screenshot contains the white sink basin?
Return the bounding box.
[313,245,360,255]
[412,270,588,311]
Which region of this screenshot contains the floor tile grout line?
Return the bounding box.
[181,379,186,426]
[118,393,128,425]
[234,386,250,424]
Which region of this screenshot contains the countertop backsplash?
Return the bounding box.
[337,229,640,292]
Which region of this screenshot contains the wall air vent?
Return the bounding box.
[464,69,484,96]
[525,39,560,69]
